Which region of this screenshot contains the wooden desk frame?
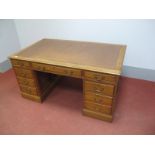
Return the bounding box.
[10,39,126,122]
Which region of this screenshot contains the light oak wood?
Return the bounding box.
[11,59,31,68]
[13,67,34,79]
[21,92,42,102]
[84,71,118,84]
[20,85,38,96]
[84,80,115,96]
[84,101,112,115]
[10,39,126,75]
[82,108,113,122]
[84,92,113,106]
[10,39,126,122]
[17,77,36,87]
[115,46,126,70]
[31,62,81,78]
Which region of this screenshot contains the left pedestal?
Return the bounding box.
[11,59,42,102]
[10,59,59,103]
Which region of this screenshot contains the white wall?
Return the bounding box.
[0,19,20,63]
[14,19,155,70]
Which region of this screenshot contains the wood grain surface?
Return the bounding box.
[10,39,126,75]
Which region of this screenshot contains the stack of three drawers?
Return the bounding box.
[83,71,119,122]
[11,59,41,102]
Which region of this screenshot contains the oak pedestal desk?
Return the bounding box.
[10,39,126,122]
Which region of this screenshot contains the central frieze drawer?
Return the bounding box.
[84,81,114,96]
[32,62,81,78]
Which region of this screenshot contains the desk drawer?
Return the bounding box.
[32,62,81,78]
[53,66,81,78]
[84,92,113,106]
[84,81,114,96]
[17,77,36,87]
[20,85,38,95]
[14,68,33,79]
[11,59,30,68]
[84,71,117,84]
[84,101,112,115]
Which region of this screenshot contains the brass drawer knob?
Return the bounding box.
[95,107,99,111]
[46,67,50,71]
[93,87,104,92]
[23,81,28,85]
[64,70,74,75]
[94,75,105,82]
[20,63,24,66]
[94,98,103,103]
[42,67,46,71]
[21,73,26,76]
[70,71,74,75]
[64,70,68,74]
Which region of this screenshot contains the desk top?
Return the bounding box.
[10,39,126,75]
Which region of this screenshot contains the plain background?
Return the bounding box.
[0,0,155,155]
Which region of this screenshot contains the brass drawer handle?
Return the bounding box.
[23,81,29,85]
[65,70,68,73]
[38,66,43,70]
[64,70,68,74]
[95,107,100,111]
[38,66,45,71]
[20,72,32,78]
[46,66,51,71]
[34,65,40,69]
[93,87,104,92]
[94,75,105,82]
[20,62,29,67]
[42,67,46,71]
[21,73,26,77]
[34,65,44,71]
[70,71,74,75]
[52,66,56,70]
[15,62,20,66]
[64,70,74,75]
[94,98,103,103]
[20,63,24,66]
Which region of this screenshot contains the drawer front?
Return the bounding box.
[84,71,117,84]
[20,85,38,95]
[54,66,81,78]
[84,102,112,115]
[32,62,52,71]
[84,81,114,96]
[14,68,33,79]
[11,59,30,68]
[84,92,113,106]
[17,77,36,87]
[32,62,81,78]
